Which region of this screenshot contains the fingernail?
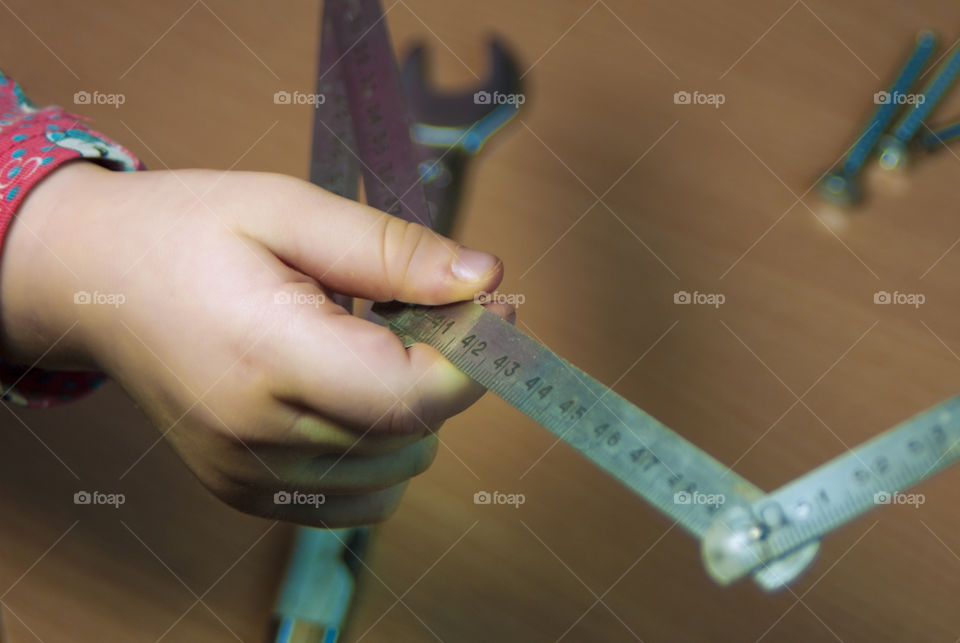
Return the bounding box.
[451,247,499,282]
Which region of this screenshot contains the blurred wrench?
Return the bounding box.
[401,37,523,236]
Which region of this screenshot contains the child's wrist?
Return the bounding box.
[0,161,112,370]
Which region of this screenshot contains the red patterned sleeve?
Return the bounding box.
[0,71,144,407]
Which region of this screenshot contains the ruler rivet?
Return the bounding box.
[760,503,786,528]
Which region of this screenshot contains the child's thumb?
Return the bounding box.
[248,183,503,304]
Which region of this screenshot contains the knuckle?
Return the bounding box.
[191,463,270,516]
[193,391,269,446]
[352,322,405,359]
[263,282,325,328]
[218,331,279,396]
[408,435,439,478]
[399,374,447,429]
[381,395,429,435]
[379,216,432,300]
[240,279,322,357]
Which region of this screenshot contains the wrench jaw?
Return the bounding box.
[401,38,522,125]
[700,505,820,591]
[400,37,524,236]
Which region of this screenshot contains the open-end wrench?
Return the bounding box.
[401,37,523,236]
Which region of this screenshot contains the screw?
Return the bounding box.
[820,31,936,206]
[919,119,960,150]
[877,35,960,171]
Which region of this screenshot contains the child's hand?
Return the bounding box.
[0,162,505,526]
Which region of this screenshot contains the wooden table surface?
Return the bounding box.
[2,1,960,641]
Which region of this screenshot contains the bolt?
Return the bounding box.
[920,120,960,150]
[878,34,960,170]
[820,31,936,206]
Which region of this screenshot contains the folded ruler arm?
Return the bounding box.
[702,395,960,586]
[370,301,823,591]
